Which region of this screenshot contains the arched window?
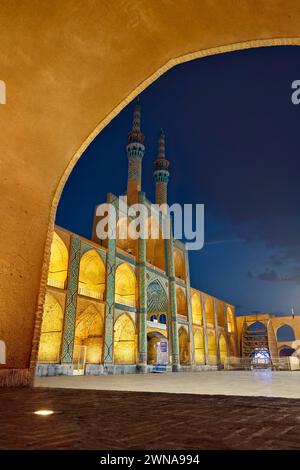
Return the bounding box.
[178,327,190,365]
[150,314,158,322]
[38,293,64,363]
[47,232,68,289]
[279,346,296,357]
[248,321,266,335]
[78,249,106,299]
[194,329,205,365]
[115,263,136,307]
[159,314,166,324]
[219,334,228,364]
[205,296,214,325]
[173,248,185,280]
[176,287,187,316]
[75,303,104,364]
[114,314,136,364]
[191,293,202,324]
[277,324,295,342]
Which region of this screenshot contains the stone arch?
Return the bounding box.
[173,248,185,280]
[115,263,136,307]
[78,249,106,299]
[194,329,205,365]
[74,303,104,364]
[248,321,266,334]
[205,296,215,325]
[207,329,217,364]
[147,279,168,315]
[227,306,235,332]
[276,324,295,342]
[147,331,168,365]
[113,313,136,364]
[176,287,187,316]
[12,7,299,385]
[191,293,202,324]
[178,327,190,365]
[47,232,68,289]
[146,216,165,271]
[219,333,228,364]
[38,293,64,363]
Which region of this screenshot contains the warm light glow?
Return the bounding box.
[205,296,214,324]
[115,263,136,307]
[75,303,104,364]
[34,410,54,416]
[194,328,205,364]
[173,248,185,280]
[179,327,190,364]
[78,249,106,298]
[47,232,68,288]
[38,293,63,363]
[114,314,136,364]
[191,293,202,324]
[176,287,187,316]
[219,333,228,364]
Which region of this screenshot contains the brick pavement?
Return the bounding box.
[0,387,300,450]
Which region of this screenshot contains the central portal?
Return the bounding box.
[147,332,168,366]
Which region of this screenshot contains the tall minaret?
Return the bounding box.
[126,99,145,205]
[153,129,170,206]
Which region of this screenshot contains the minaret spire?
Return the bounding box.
[126,98,145,204]
[153,129,170,207]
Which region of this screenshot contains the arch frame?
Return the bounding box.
[13,33,300,385]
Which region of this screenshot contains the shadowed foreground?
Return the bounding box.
[1,387,300,450]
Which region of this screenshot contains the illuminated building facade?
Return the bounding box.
[36,102,238,376]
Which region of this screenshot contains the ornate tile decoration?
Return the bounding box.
[61,236,81,363]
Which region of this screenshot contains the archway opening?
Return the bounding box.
[279,346,296,357]
[113,314,136,364]
[115,263,136,307]
[173,248,185,280]
[207,329,217,365]
[277,324,295,342]
[78,249,106,300]
[38,293,64,363]
[176,287,187,317]
[219,334,228,365]
[74,303,104,364]
[147,331,168,365]
[205,296,215,325]
[147,280,168,324]
[178,327,190,365]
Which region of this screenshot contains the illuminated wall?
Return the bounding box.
[217,301,225,328]
[47,232,68,289]
[178,327,190,365]
[116,217,137,256]
[173,248,185,280]
[38,293,64,363]
[78,249,106,299]
[176,287,187,316]
[114,314,136,364]
[194,328,205,365]
[219,333,228,364]
[115,263,136,307]
[205,296,215,325]
[191,293,202,324]
[207,329,217,364]
[227,307,235,333]
[74,302,104,364]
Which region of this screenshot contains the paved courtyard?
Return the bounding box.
[35,370,300,398]
[1,386,300,450]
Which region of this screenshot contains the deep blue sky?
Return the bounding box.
[57,46,300,316]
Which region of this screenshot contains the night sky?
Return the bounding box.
[56,46,300,316]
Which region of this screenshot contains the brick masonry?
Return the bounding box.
[1,388,300,450]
